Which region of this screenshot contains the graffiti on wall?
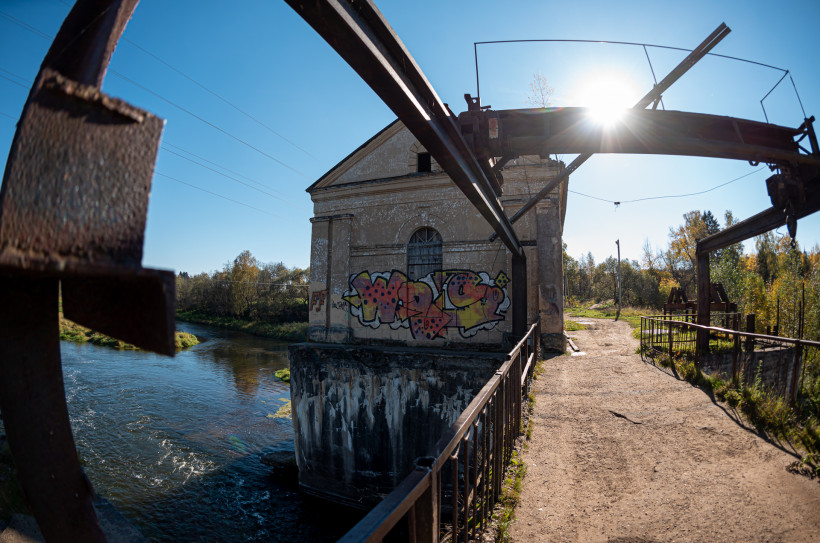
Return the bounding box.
[310,290,327,312]
[342,270,510,339]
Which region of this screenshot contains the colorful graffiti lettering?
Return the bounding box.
[343,270,510,339]
[310,290,327,312]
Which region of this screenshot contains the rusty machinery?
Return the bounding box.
[1,0,819,540]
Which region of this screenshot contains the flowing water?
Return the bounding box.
[9,322,360,542]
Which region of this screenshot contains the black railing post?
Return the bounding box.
[695,243,710,363]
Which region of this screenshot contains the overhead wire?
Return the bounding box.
[568,167,766,207]
[0,67,30,87]
[0,8,311,179]
[154,172,283,219]
[121,38,321,162]
[0,73,28,89]
[160,144,308,208]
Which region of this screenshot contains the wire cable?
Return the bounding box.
[160,145,307,208]
[161,140,301,201]
[568,167,765,206]
[48,0,318,162]
[0,73,28,89]
[0,9,311,179]
[121,38,320,162]
[154,172,283,219]
[111,70,309,179]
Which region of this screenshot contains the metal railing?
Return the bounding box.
[641,313,740,358]
[339,321,541,543]
[640,316,820,407]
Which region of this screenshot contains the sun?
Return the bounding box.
[577,73,638,126]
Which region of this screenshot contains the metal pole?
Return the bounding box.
[695,241,710,361]
[616,239,622,319]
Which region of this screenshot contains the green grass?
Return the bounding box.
[176,310,308,342]
[564,320,586,331]
[494,450,527,543]
[565,304,648,330]
[59,317,199,352]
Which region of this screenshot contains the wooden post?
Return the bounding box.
[695,243,710,363]
[790,345,803,406]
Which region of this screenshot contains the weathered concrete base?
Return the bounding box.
[288,343,505,508]
[541,332,566,354]
[0,498,144,543]
[700,347,799,396]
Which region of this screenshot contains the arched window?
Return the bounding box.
[407,227,442,280]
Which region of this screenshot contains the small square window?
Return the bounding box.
[417,152,431,173]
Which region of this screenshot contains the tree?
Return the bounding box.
[526,72,553,108]
[230,250,261,318]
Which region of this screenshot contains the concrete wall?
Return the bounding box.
[700,347,801,397]
[289,343,505,507]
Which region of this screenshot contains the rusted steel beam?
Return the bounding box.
[284,0,524,259]
[492,108,818,166]
[490,23,731,238]
[0,277,104,543]
[697,177,820,254]
[41,0,140,88]
[0,1,174,541]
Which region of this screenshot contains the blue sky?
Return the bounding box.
[1,0,818,274]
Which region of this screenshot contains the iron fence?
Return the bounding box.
[640,316,820,410]
[338,321,541,543]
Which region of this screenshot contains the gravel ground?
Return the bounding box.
[510,317,820,543]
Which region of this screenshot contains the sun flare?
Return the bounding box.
[578,74,637,126]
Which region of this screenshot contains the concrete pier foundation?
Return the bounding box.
[288,343,505,507]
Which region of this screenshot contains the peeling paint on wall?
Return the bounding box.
[342,269,510,339]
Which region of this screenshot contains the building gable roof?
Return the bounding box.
[307,119,408,193]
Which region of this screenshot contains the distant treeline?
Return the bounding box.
[176,250,309,323]
[566,209,819,342]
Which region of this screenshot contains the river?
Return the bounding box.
[3,322,360,542]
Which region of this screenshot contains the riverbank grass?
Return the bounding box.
[176,310,308,342]
[59,317,199,352]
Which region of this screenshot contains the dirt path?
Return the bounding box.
[510,317,820,543]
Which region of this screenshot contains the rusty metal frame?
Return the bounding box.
[0,1,174,541]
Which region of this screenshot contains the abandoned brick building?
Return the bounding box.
[289,118,568,505]
[304,118,568,351]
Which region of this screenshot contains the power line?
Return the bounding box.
[0,10,52,40]
[155,172,283,219]
[0,111,18,121]
[121,38,321,163]
[48,0,317,161]
[160,145,306,207]
[0,67,30,87]
[161,140,307,207]
[0,9,311,179]
[568,167,765,206]
[202,279,310,288]
[0,73,28,89]
[111,70,309,179]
